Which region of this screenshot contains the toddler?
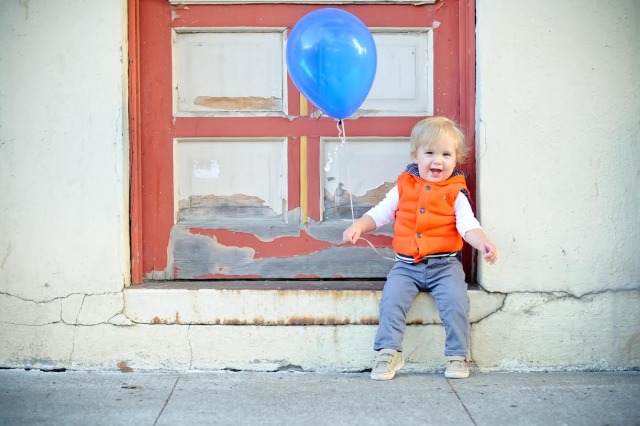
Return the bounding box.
[343,116,497,380]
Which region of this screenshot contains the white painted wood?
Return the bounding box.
[174,138,287,219]
[320,137,411,220]
[360,29,433,117]
[172,29,287,116]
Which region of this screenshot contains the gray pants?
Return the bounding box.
[374,256,470,357]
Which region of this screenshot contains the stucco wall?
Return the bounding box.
[0,0,638,372]
[0,1,129,298]
[473,0,640,369]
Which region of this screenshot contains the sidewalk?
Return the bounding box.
[1,369,639,425]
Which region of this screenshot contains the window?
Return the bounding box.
[129,0,477,283]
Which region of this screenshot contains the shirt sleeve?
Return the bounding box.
[454,192,482,236]
[364,185,399,229]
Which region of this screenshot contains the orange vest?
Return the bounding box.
[393,171,469,262]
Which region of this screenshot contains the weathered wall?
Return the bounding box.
[0,0,130,366]
[1,0,638,372]
[0,1,129,298]
[474,0,640,369]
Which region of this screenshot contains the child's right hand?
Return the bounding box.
[343,224,362,244]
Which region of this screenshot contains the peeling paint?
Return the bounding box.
[178,194,279,221]
[194,96,281,110]
[323,182,395,220]
[190,228,333,259]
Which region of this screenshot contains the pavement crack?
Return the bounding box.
[446,379,477,426]
[154,376,180,426]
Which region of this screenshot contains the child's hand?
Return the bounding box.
[481,241,498,265]
[343,224,362,244]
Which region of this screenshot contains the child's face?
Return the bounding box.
[412,136,458,182]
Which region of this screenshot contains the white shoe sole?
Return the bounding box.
[444,370,469,379]
[370,360,405,381]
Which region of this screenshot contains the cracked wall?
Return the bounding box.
[1,1,639,372]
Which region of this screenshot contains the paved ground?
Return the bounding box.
[1,369,639,425]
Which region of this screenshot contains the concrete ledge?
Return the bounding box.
[123,281,505,326]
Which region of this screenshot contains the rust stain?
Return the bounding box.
[151,316,169,324]
[206,316,379,326]
[358,316,379,325]
[190,228,333,259]
[295,274,321,279]
[407,319,440,325]
[117,361,133,373]
[194,96,280,110]
[175,311,181,324]
[288,316,347,325]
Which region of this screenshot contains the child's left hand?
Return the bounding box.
[481,241,498,265]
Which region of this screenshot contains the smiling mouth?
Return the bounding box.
[430,168,442,174]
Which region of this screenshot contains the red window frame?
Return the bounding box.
[128,0,477,284]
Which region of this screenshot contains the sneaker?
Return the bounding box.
[444,356,469,379]
[370,349,405,381]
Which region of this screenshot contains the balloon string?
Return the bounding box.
[336,120,355,223]
[337,120,395,261]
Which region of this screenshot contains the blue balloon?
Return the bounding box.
[286,8,377,120]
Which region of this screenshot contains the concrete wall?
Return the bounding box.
[473,0,640,370]
[0,0,130,367]
[0,0,638,372]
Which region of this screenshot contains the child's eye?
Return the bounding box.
[443,153,452,157]
[425,151,433,155]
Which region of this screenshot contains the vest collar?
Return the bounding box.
[404,163,468,179]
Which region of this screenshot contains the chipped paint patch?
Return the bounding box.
[190,228,333,259]
[194,96,281,110]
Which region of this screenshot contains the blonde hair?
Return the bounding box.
[410,117,468,164]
